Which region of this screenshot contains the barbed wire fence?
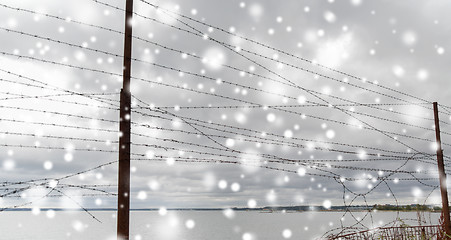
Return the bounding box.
[0,0,450,238]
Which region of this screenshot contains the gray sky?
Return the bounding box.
[1,0,451,217]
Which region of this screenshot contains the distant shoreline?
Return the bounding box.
[2,205,442,213]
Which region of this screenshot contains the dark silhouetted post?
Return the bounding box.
[433,102,451,238]
[117,0,133,239]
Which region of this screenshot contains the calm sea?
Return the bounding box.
[0,211,440,240]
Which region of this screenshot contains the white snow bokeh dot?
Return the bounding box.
[417,69,429,81]
[203,48,226,70]
[401,31,417,46]
[248,3,264,20]
[393,65,406,77]
[3,159,15,171]
[247,199,257,208]
[64,153,73,162]
[284,129,293,138]
[266,113,276,122]
[231,182,241,192]
[223,208,236,219]
[242,232,256,240]
[218,180,228,189]
[185,219,195,229]
[282,229,292,238]
[323,11,337,23]
[323,200,332,209]
[226,138,236,147]
[297,167,306,176]
[326,129,335,139]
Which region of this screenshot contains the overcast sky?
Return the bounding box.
[1,0,451,221]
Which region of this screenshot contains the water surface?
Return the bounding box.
[0,210,440,239]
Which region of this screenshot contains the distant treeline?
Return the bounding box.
[373,204,441,211]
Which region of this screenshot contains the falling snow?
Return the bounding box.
[0,0,450,239]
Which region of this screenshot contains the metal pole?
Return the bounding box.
[117,0,133,239]
[433,102,451,238]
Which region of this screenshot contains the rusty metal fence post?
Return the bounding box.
[433,102,451,238]
[117,0,134,239]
